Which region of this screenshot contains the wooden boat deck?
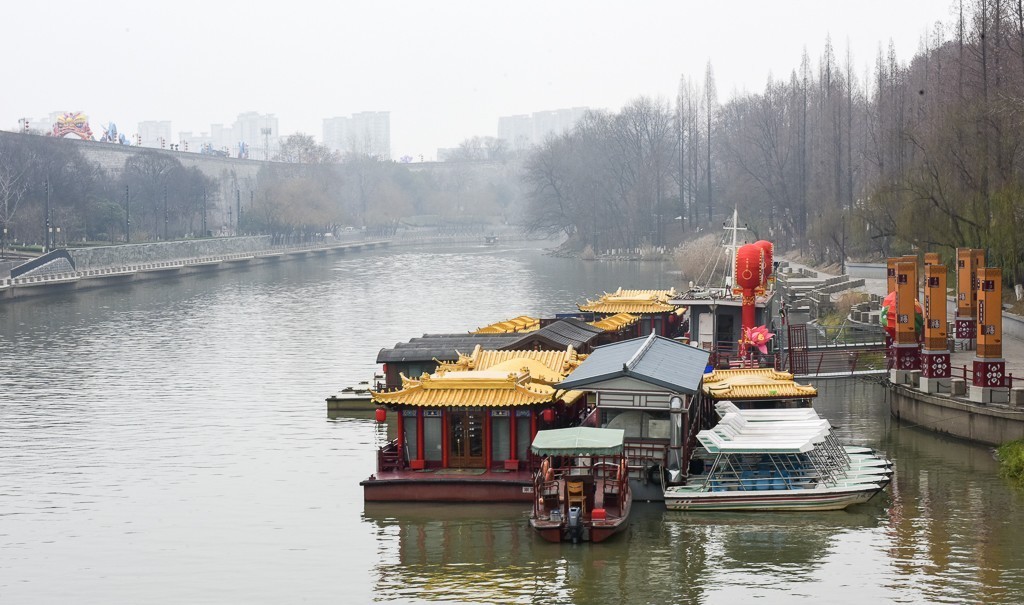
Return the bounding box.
[361,467,536,502]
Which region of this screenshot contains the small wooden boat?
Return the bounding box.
[664,404,891,512]
[529,427,632,543]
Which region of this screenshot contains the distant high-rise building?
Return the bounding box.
[138,120,173,149]
[323,111,390,160]
[233,112,279,160]
[497,107,588,150]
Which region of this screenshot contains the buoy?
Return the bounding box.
[374,408,386,423]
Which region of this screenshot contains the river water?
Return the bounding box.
[2,242,1024,604]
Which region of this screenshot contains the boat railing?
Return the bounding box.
[376,438,405,473]
[623,439,667,481]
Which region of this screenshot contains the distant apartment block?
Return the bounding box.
[180,114,278,159]
[138,120,173,149]
[323,111,390,160]
[497,107,589,150]
[233,112,279,160]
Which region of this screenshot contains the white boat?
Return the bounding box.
[664,402,891,511]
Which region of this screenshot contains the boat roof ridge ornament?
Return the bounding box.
[624,332,658,373]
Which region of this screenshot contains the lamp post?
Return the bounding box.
[164,183,169,241]
[125,185,131,243]
[202,188,207,238]
[44,178,50,253]
[260,127,272,160]
[2,226,7,259]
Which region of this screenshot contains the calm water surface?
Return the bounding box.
[2,243,1024,604]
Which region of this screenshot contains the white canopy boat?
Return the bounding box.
[665,404,891,511]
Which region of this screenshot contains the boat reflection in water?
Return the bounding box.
[361,499,884,604]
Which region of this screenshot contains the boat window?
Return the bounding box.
[424,415,442,461]
[491,416,510,461]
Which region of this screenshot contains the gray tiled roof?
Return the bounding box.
[556,333,710,394]
[375,334,520,363]
[505,318,603,350]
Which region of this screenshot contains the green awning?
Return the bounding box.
[530,427,625,456]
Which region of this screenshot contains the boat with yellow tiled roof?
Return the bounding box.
[362,345,588,503]
[473,316,541,334]
[578,288,685,338]
[702,368,817,408]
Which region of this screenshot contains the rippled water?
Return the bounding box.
[2,243,1023,604]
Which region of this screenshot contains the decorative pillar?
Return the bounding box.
[441,409,449,468]
[971,267,1007,403]
[396,408,405,454]
[509,409,518,462]
[891,260,921,374]
[920,264,950,392]
[955,248,982,347]
[484,412,492,472]
[416,408,425,465]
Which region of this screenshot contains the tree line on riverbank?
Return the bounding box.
[0,132,524,248]
[522,0,1024,283]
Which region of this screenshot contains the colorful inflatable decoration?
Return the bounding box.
[741,325,775,355]
[99,122,129,145]
[51,112,94,140]
[879,290,924,339]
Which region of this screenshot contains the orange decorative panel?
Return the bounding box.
[977,267,1002,359]
[923,264,947,351]
[895,261,918,345]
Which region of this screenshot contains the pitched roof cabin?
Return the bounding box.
[578,288,685,338]
[557,334,712,500]
[701,368,817,409]
[362,346,588,502]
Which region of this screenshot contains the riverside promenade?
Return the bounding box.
[784,257,1024,445]
[0,237,390,301]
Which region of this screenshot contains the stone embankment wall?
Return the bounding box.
[67,236,273,272]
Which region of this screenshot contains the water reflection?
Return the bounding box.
[5,245,1024,604]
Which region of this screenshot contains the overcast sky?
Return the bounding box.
[2,0,956,160]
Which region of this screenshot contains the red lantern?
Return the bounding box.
[735,244,765,337]
[754,240,773,285]
[734,244,765,291]
[542,408,555,423]
[374,408,386,423]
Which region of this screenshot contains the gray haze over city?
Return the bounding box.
[2,0,953,161]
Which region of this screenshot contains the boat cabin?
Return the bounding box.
[362,346,587,502]
[557,334,712,501]
[578,288,686,338]
[669,287,779,366]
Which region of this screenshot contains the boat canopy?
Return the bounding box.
[530,427,625,457]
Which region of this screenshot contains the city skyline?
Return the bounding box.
[2,1,955,160]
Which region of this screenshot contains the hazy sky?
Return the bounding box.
[2,1,955,160]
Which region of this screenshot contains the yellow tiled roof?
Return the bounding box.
[437,345,584,381]
[589,312,639,331]
[372,368,584,407]
[701,368,818,400]
[474,316,540,334]
[578,287,680,315]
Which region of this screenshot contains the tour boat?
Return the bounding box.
[529,427,632,543]
[663,403,891,512]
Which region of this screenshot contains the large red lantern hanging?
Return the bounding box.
[374,408,386,423]
[542,408,555,423]
[735,244,765,344]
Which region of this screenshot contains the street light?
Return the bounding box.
[260,127,272,160]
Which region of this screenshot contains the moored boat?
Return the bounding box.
[529,427,632,543]
[664,403,891,512]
